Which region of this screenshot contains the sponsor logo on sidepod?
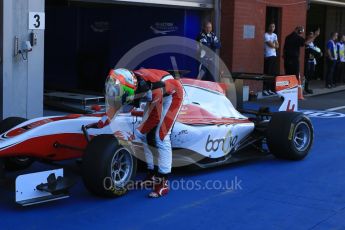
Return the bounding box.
[205,130,238,154]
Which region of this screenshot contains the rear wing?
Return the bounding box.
[231,73,300,112]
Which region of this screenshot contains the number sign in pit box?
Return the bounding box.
[29,12,45,30]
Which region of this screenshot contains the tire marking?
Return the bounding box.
[288,124,295,141]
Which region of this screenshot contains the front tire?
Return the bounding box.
[0,117,34,171]
[82,135,137,197]
[266,112,314,160]
[4,157,34,171]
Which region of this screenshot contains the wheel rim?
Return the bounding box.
[110,147,133,187]
[293,121,311,152]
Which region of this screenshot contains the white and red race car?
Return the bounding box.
[0,75,313,205]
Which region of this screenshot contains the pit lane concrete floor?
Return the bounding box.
[1,92,345,230]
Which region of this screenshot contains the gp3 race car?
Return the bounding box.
[0,74,313,205]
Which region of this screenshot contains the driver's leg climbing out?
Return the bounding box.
[135,79,184,198]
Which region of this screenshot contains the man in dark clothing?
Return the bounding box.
[304,32,323,94]
[197,21,221,82]
[284,26,320,79]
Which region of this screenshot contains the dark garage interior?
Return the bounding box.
[44,0,206,94]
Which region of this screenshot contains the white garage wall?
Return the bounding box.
[1,0,44,119]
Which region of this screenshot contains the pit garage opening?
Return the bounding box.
[44,0,214,113]
[307,0,345,82]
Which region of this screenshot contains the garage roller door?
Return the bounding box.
[71,0,214,8]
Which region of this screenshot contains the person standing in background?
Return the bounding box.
[263,23,279,96]
[197,21,221,81]
[304,31,323,94]
[336,34,345,84]
[325,32,338,88]
[284,26,320,80]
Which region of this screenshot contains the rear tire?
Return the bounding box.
[266,112,314,160]
[82,135,137,198]
[0,117,34,171]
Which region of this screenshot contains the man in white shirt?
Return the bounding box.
[263,23,279,96]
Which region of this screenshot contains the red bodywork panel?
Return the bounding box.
[180,78,228,95]
[0,133,88,160]
[133,69,171,82]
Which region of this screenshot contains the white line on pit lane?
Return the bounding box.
[326,106,345,112]
[301,110,345,118]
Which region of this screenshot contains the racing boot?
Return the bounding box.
[137,169,156,189]
[148,173,169,198]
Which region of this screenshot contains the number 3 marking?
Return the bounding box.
[34,14,40,28]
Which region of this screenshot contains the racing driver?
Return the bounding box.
[105,68,184,198]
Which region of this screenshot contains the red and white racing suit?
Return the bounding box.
[133,69,184,174]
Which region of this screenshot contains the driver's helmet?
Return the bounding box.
[105,68,137,119]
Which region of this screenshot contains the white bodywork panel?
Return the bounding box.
[276,76,299,112]
[182,85,247,119]
[0,116,111,151]
[171,122,254,158]
[278,87,298,112]
[110,116,254,159]
[110,85,255,158]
